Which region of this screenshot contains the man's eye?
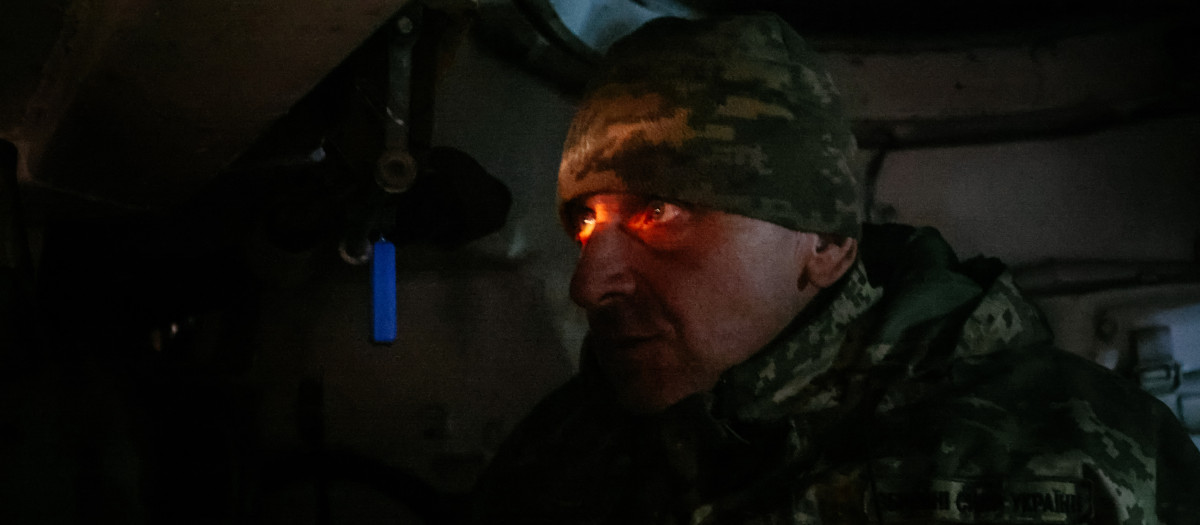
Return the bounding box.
[637,200,683,226]
[573,210,597,244]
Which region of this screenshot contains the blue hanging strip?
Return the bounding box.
[371,237,398,343]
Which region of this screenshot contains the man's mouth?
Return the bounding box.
[586,331,673,373]
[584,305,671,357]
[586,305,665,333]
[587,331,660,349]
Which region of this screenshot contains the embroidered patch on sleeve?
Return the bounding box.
[870,478,1092,523]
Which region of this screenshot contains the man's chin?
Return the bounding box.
[610,381,689,414]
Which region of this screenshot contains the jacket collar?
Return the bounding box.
[713,260,884,422]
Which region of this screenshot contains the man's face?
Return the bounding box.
[566,193,813,413]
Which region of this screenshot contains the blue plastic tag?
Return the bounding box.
[371,238,397,343]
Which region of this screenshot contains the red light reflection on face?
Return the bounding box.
[571,197,685,248]
[574,220,595,245]
[573,203,610,245]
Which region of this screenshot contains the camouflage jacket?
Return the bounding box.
[468,224,1200,524]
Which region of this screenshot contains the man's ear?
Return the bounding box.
[800,234,858,289]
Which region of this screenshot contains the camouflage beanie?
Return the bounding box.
[557,13,863,239]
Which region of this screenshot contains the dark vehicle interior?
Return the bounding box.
[2,0,1198,522]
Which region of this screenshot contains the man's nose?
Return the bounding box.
[569,225,637,310]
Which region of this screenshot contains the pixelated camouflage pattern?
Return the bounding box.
[468,224,1200,524]
[715,261,883,421]
[557,13,863,239]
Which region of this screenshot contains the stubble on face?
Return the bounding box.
[574,202,814,414]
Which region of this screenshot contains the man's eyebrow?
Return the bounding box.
[563,198,592,212]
